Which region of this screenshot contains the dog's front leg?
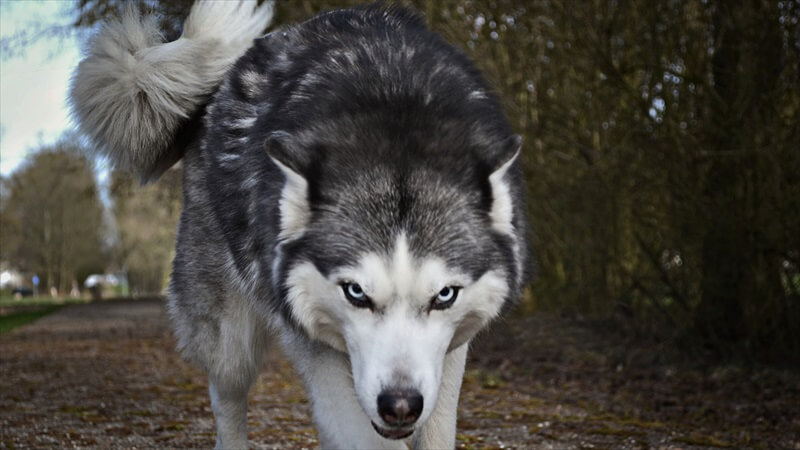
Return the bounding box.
[209,381,250,450]
[281,334,406,450]
[412,344,469,450]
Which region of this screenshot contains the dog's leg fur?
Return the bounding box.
[168,149,271,449]
[209,382,250,449]
[413,344,469,449]
[204,294,267,450]
[280,331,408,450]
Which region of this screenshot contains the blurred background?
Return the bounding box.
[1,0,798,366]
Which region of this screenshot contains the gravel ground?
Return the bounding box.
[1,299,798,449]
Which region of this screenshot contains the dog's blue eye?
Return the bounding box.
[431,286,459,310]
[438,287,455,301]
[342,282,373,309]
[347,283,364,299]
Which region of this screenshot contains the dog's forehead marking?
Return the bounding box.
[391,234,414,299]
[346,233,468,305]
[358,252,391,300]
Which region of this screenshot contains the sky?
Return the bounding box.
[0,0,83,177]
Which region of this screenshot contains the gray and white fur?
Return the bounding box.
[70,0,274,181]
[70,1,530,449]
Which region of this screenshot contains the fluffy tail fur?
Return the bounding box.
[70,0,274,181]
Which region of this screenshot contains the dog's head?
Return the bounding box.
[267,123,526,438]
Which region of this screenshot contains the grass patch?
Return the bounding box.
[0,295,89,308]
[0,305,61,334]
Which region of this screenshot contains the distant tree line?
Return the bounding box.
[7,0,796,361]
[0,141,180,297]
[0,141,106,294]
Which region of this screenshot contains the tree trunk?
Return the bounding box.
[695,2,747,342]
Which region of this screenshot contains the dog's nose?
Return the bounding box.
[377,389,423,427]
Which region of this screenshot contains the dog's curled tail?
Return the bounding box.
[70,0,274,182]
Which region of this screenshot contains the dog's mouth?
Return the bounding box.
[371,421,414,440]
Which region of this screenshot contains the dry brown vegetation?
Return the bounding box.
[2,300,797,449]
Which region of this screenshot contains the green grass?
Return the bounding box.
[0,305,61,334]
[0,295,90,308]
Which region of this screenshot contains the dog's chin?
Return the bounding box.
[371,421,414,440]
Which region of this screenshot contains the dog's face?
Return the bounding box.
[284,234,509,437]
[269,130,523,438]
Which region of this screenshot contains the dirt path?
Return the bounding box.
[1,299,797,449]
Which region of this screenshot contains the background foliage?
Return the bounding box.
[109,168,181,295]
[3,0,797,362]
[0,141,106,293]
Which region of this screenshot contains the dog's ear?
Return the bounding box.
[489,134,522,171]
[265,132,311,241]
[265,131,307,174]
[487,134,522,235]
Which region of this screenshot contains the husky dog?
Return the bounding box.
[71,1,528,448]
